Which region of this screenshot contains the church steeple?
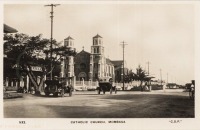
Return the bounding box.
[91,34,104,55]
[60,36,75,83]
[64,36,74,48]
[93,34,103,46]
[90,34,105,81]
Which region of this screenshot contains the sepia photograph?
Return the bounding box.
[1,0,200,130]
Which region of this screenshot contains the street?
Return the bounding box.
[4,89,194,118]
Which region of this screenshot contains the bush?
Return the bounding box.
[5,86,18,91]
[130,85,163,91]
[151,85,163,90]
[130,86,142,91]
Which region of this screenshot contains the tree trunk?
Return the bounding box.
[26,72,40,95]
[140,80,143,92]
[26,65,45,95]
[38,76,45,93]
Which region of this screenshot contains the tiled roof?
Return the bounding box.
[93,34,102,38]
[64,36,74,40]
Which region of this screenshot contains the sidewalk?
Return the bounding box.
[3,91,23,99]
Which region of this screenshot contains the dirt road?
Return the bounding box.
[4,90,194,118]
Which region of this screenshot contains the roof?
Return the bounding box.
[111,60,123,67]
[76,50,91,56]
[93,34,102,38]
[64,36,74,40]
[106,58,114,65]
[4,24,18,33]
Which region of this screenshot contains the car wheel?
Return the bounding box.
[97,87,100,94]
[61,89,65,97]
[45,92,49,96]
[54,92,58,97]
[69,90,72,97]
[110,89,112,94]
[69,92,72,97]
[115,88,117,94]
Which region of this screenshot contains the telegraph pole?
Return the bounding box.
[167,73,168,84]
[146,61,150,75]
[45,4,60,80]
[120,41,128,91]
[160,69,162,85]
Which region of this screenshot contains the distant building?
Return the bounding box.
[112,60,128,83]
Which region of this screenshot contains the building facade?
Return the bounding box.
[74,34,128,82]
[60,36,75,84]
[74,50,90,81]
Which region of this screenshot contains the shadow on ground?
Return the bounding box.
[42,94,194,118]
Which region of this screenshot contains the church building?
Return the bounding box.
[59,36,75,84]
[74,34,127,82]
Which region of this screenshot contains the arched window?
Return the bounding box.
[94,48,96,53]
[94,39,98,45]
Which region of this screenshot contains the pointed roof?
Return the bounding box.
[64,36,74,40]
[4,24,18,33]
[93,34,102,38]
[76,50,91,56]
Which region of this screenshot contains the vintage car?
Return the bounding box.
[97,77,117,94]
[44,79,73,97]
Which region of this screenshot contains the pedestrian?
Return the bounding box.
[163,83,166,92]
[189,83,195,99]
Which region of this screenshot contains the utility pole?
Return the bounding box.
[120,41,128,91]
[146,61,150,75]
[45,4,60,80]
[167,73,168,84]
[160,69,162,85]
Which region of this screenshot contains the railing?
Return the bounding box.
[74,80,145,90]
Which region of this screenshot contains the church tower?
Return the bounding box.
[60,36,75,83]
[89,34,105,81]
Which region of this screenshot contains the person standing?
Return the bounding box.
[190,83,195,99]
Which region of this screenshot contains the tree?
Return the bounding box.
[4,33,76,95]
[124,69,134,83]
[135,65,147,91]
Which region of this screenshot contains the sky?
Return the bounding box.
[3,3,195,85]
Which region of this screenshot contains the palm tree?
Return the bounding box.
[136,65,147,91]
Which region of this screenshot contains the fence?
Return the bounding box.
[74,80,142,90]
[74,80,98,90]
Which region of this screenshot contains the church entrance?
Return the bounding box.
[78,72,87,81]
